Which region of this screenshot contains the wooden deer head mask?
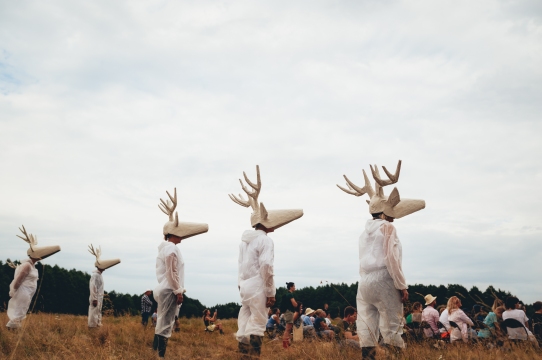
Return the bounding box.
[159,188,209,240]
[88,244,120,270]
[337,160,425,219]
[229,165,303,230]
[17,225,61,260]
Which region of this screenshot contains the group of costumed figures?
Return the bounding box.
[6,160,425,360]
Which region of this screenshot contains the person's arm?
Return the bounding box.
[431,311,440,332]
[89,274,99,306]
[165,252,184,304]
[238,243,243,290]
[461,311,474,327]
[290,296,298,309]
[259,238,276,305]
[9,262,32,297]
[381,223,408,302]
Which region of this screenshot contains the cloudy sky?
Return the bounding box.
[1,0,541,307]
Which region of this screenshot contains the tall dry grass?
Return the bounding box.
[0,313,540,359]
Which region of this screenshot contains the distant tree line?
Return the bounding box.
[0,260,536,319]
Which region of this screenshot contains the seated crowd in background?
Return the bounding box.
[264,294,541,349]
[401,294,540,347]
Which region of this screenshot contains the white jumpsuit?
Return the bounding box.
[88,270,104,327]
[356,219,407,348]
[6,259,38,329]
[236,230,275,344]
[154,241,184,338]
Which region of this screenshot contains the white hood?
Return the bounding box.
[241,229,264,244]
[365,218,385,235]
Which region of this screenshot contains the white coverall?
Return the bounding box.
[88,269,104,327]
[236,230,275,344]
[6,259,38,329]
[356,219,407,348]
[154,241,184,338]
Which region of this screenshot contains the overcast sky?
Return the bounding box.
[1,0,541,307]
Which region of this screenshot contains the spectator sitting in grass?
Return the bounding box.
[313,309,334,341]
[336,306,361,349]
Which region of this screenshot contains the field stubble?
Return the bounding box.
[0,313,540,359]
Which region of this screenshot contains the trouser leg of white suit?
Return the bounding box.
[6,291,33,329]
[155,289,179,338]
[356,268,404,348]
[236,291,267,344]
[88,301,103,327]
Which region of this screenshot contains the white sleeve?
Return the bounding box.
[382,223,407,290]
[259,238,276,297]
[238,243,243,287]
[165,252,183,295]
[89,274,98,301]
[10,263,32,297]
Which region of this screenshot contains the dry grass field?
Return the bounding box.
[0,313,540,359]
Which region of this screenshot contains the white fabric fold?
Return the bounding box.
[88,269,104,327]
[6,259,38,329]
[154,241,184,338]
[236,229,276,343]
[359,219,407,290]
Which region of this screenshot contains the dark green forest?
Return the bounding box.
[0,260,536,319]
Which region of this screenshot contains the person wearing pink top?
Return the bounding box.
[447,296,474,343]
[421,294,439,338]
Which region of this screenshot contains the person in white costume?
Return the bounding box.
[87,245,120,328]
[6,225,61,329]
[338,160,425,360]
[229,165,303,358]
[153,188,208,358]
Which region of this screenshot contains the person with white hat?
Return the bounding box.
[153,188,208,358]
[141,289,153,328]
[229,165,303,358]
[422,294,439,338]
[337,160,425,360]
[6,225,61,329]
[87,244,120,328]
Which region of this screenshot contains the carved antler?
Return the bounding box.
[337,169,375,198]
[6,259,18,269]
[159,188,179,227]
[229,165,262,211]
[370,160,401,187]
[16,225,37,251]
[88,244,102,264]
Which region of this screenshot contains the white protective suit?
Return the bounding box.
[88,269,104,327]
[236,229,275,344]
[6,259,38,329]
[154,241,184,338]
[356,218,407,348]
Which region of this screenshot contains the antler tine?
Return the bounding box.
[228,193,250,207]
[158,188,178,221]
[7,259,18,269]
[166,188,177,212]
[337,169,375,198]
[16,225,31,244]
[88,244,97,258]
[370,160,401,187]
[243,165,261,191]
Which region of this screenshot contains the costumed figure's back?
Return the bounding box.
[337,160,425,359]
